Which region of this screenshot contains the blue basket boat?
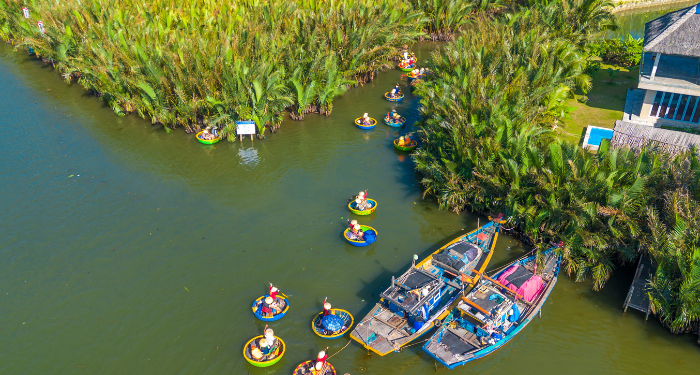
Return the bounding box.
[312,309,354,339]
[384,92,404,102]
[251,293,290,322]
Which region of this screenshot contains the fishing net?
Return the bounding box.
[322,314,344,332]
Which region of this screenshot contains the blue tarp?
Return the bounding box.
[364,230,377,244]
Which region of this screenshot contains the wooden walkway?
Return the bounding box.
[623,253,653,319]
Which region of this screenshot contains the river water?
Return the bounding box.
[0,35,697,375]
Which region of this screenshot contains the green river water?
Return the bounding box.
[0,25,698,375]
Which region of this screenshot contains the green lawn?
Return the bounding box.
[560,63,639,144]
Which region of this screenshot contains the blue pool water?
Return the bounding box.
[587,127,614,147]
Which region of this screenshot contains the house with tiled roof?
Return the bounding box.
[623,3,700,127]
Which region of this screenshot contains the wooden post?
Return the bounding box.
[650,53,661,80]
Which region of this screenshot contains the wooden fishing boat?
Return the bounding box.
[394,139,417,152]
[422,244,562,369]
[343,225,377,247]
[355,117,377,130]
[251,293,290,322]
[243,335,286,367]
[196,131,221,144]
[350,216,505,356]
[293,360,336,375]
[384,92,404,102]
[348,199,377,215]
[312,309,354,339]
[383,116,406,128]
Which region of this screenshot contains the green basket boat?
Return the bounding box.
[243,335,286,367]
[394,139,417,151]
[348,198,377,215]
[196,131,221,144]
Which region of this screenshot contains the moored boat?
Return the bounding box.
[399,65,415,72]
[394,139,417,151]
[243,335,286,367]
[252,293,290,322]
[383,116,406,127]
[312,305,354,339]
[293,360,336,375]
[196,131,221,144]
[343,225,377,247]
[348,199,377,215]
[349,216,504,356]
[355,117,377,129]
[384,92,404,102]
[422,243,562,369]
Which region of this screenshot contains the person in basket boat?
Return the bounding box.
[264,325,278,348]
[260,297,279,318]
[361,113,373,125]
[348,219,358,231]
[404,134,412,144]
[199,127,217,140]
[354,198,369,211]
[388,89,402,99]
[393,83,401,93]
[316,350,328,369]
[397,136,407,147]
[348,224,364,241]
[355,191,373,210]
[323,302,333,316]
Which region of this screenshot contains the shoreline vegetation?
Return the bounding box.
[1,0,698,336]
[0,0,496,138]
[414,0,700,334]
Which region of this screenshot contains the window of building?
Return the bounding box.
[649,91,700,124]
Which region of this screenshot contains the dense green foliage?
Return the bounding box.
[0,0,427,136]
[413,0,699,330]
[589,34,644,67]
[405,0,503,40]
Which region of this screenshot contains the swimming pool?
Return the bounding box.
[583,126,614,149]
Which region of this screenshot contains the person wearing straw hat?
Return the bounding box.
[261,297,275,318]
[264,326,277,347]
[316,350,327,368]
[398,136,406,147]
[348,219,358,231]
[350,224,364,241]
[389,88,398,98]
[323,302,333,316]
[269,284,279,300]
[258,338,272,356]
[312,360,325,375]
[361,113,372,125]
[355,198,368,211]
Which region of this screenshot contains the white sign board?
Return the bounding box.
[236,120,256,135]
[37,21,45,34]
[22,7,29,19]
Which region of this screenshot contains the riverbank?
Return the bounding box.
[613,0,699,13]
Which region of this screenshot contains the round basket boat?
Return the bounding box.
[384,92,404,102]
[312,309,354,339]
[348,198,377,215]
[398,63,416,72]
[243,335,286,367]
[251,293,290,322]
[354,117,377,130]
[383,117,406,128]
[394,139,417,152]
[406,71,424,80]
[293,360,336,375]
[196,131,221,144]
[343,225,377,247]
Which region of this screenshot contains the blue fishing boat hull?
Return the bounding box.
[422,246,561,369]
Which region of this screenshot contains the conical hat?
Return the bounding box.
[324,302,332,310]
[265,297,273,304]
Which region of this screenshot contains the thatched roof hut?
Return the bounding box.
[644,4,700,57]
[611,120,700,156]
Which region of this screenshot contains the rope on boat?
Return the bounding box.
[328,339,352,359]
[400,337,431,350]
